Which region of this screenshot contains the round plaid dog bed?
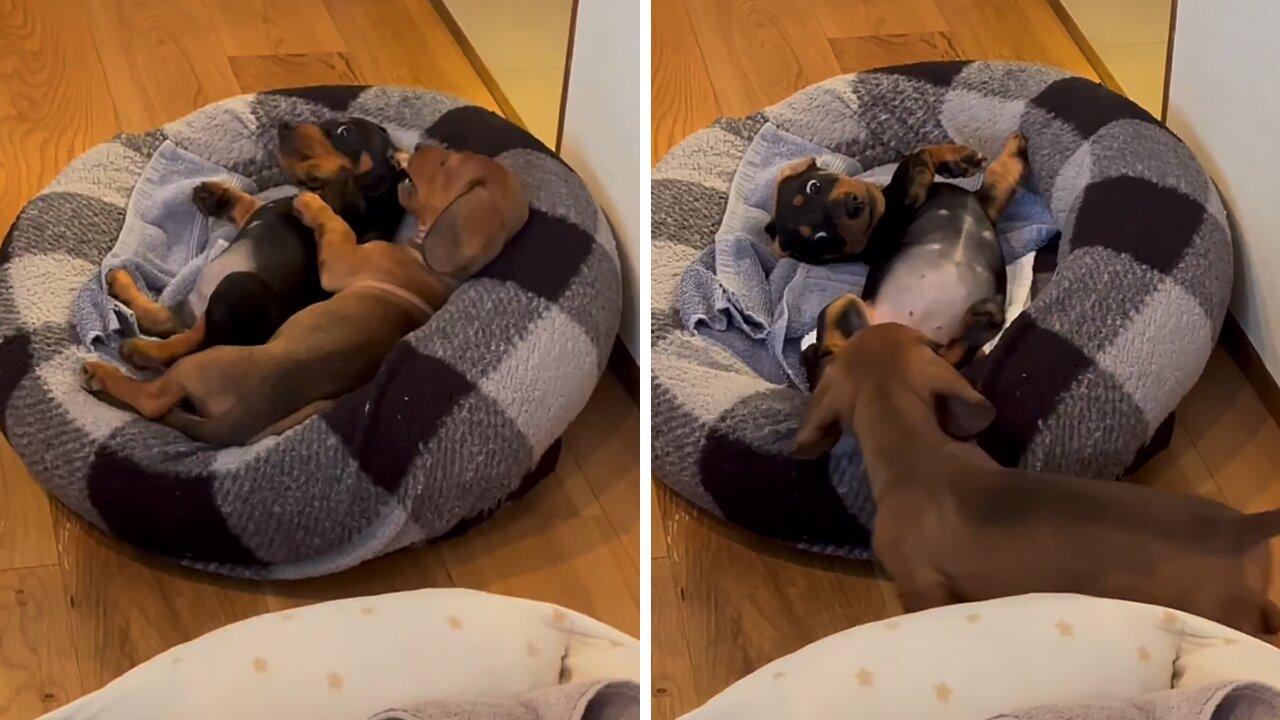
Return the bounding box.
[0,86,620,578]
[652,61,1233,558]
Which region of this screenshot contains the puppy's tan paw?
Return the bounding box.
[81,360,112,392]
[291,191,329,226]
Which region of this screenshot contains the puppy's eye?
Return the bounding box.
[399,177,414,193]
[336,124,351,137]
[813,230,829,241]
[804,179,822,196]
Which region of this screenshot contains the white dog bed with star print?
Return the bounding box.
[36,589,638,720]
[681,593,1280,720]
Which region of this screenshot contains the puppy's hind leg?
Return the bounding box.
[977,132,1029,223]
[941,297,1005,368]
[120,316,207,370]
[81,360,186,420]
[917,144,987,179]
[105,269,183,337]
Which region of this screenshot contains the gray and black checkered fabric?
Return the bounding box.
[0,86,620,579]
[652,61,1233,558]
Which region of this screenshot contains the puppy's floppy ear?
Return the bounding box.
[925,360,995,439]
[792,390,843,459]
[816,294,873,356]
[777,156,819,183]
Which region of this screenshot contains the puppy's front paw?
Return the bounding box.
[192,181,234,217]
[81,360,112,392]
[292,191,329,226]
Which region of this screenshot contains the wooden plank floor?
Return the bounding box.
[651,1,1272,718]
[0,2,638,716]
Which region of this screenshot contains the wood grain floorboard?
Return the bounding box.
[563,374,641,569]
[0,0,120,230]
[657,489,890,712]
[0,437,58,572]
[0,567,83,719]
[651,0,721,163]
[440,447,641,637]
[322,0,498,110]
[829,31,963,73]
[683,0,841,117]
[1130,419,1227,502]
[0,0,119,572]
[83,0,242,131]
[651,482,669,559]
[1179,348,1280,510]
[1176,348,1280,598]
[203,0,346,57]
[262,545,454,613]
[936,0,1099,79]
[809,0,947,39]
[652,557,697,719]
[228,52,360,94]
[52,507,271,695]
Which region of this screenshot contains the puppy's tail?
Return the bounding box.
[1236,509,1280,549]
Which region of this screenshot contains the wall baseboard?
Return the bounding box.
[1219,312,1280,424]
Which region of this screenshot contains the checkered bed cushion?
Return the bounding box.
[0,86,620,579]
[651,61,1233,558]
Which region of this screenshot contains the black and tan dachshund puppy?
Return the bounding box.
[106,118,406,369]
[770,134,1029,383]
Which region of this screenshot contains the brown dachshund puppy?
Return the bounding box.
[81,147,528,446]
[793,294,1280,637]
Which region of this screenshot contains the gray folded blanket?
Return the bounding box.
[71,140,263,353]
[989,681,1280,720]
[369,680,638,720]
[676,122,1058,389]
[70,139,413,358]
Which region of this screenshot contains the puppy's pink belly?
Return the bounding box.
[874,265,973,344]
